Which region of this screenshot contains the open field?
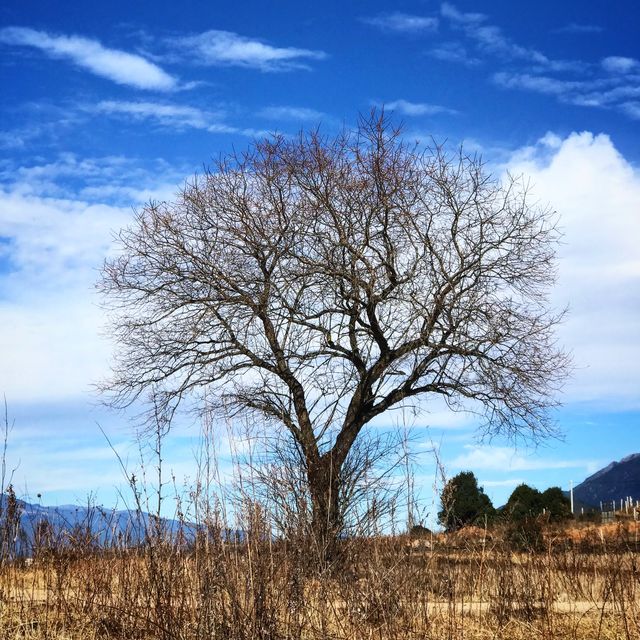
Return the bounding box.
[1,522,639,639]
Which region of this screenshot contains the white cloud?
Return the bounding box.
[620,102,640,120]
[441,7,636,119]
[443,6,584,75]
[451,445,599,473]
[0,26,177,90]
[493,72,574,96]
[440,3,549,65]
[0,103,86,151]
[0,192,127,401]
[383,99,457,116]
[440,4,485,26]
[363,13,439,34]
[0,156,185,403]
[492,71,640,117]
[506,132,640,407]
[95,100,218,129]
[433,5,640,121]
[366,398,477,431]
[428,42,480,66]
[258,106,326,121]
[554,23,603,35]
[602,56,639,74]
[480,478,526,488]
[5,132,638,416]
[0,125,44,150]
[92,101,265,137]
[0,191,127,283]
[0,153,183,204]
[588,85,640,104]
[171,30,326,72]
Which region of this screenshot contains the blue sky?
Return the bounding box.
[0,1,639,521]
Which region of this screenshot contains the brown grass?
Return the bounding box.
[0,522,639,640]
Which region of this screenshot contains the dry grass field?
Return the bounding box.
[0,519,639,640]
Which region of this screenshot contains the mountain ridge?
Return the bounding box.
[572,452,640,508]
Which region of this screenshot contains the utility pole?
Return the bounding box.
[570,480,574,515]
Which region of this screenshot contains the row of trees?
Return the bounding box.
[438,471,571,532]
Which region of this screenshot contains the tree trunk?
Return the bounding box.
[307,454,342,565]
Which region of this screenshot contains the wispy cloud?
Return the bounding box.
[441,3,552,66]
[92,101,265,136]
[0,123,51,150]
[451,445,599,473]
[362,12,439,34]
[436,4,640,121]
[601,56,639,74]
[553,23,604,35]
[94,100,221,129]
[481,478,526,488]
[428,41,480,66]
[493,72,580,97]
[382,99,457,116]
[439,4,486,27]
[429,2,635,120]
[492,71,640,115]
[170,30,326,72]
[439,3,588,75]
[0,101,87,151]
[620,102,640,120]
[0,152,184,205]
[258,106,326,121]
[0,26,177,90]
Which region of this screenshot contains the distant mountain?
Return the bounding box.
[572,453,640,509]
[0,495,197,556]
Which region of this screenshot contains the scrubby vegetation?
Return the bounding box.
[1,483,640,639]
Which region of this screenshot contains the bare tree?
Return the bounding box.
[99,112,569,554]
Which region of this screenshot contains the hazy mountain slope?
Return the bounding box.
[0,495,195,556]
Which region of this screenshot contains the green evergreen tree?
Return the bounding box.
[438,471,495,532]
[541,486,572,521]
[504,484,572,523]
[504,483,543,521]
